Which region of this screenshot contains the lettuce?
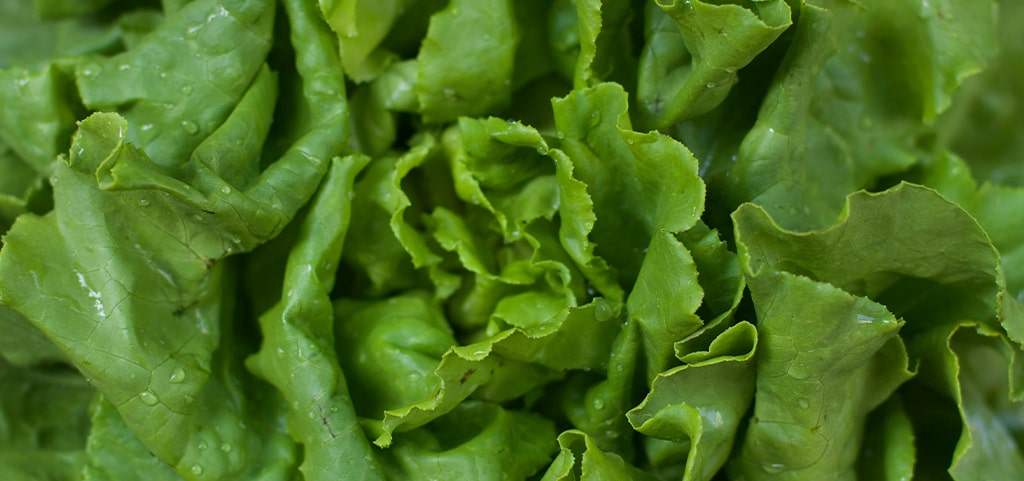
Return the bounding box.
[1,0,1023,480]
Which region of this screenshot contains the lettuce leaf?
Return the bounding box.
[2,1,1024,480]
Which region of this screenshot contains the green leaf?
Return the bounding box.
[0,63,81,174]
[82,395,184,481]
[731,183,1024,479]
[552,81,707,378]
[726,0,997,230]
[0,0,351,477]
[637,0,791,128]
[379,402,557,481]
[628,321,758,481]
[75,0,276,166]
[856,396,916,481]
[320,0,410,82]
[910,323,1024,480]
[934,0,1024,187]
[919,152,1024,306]
[341,134,461,298]
[416,0,519,123]
[0,358,94,481]
[337,292,622,447]
[734,183,1021,343]
[540,430,659,481]
[0,0,121,69]
[573,0,639,90]
[245,156,384,481]
[729,270,911,480]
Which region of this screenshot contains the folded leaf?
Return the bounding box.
[637,0,791,128]
[628,321,758,481]
[246,156,384,481]
[540,430,658,481]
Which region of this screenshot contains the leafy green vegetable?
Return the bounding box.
[2,0,1023,480]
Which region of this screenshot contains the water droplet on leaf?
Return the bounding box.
[139,390,159,406]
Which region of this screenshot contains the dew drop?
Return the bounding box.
[184,395,195,404]
[556,131,565,140]
[220,443,232,453]
[797,398,810,409]
[169,367,186,383]
[138,198,150,207]
[181,120,199,134]
[220,185,231,195]
[190,464,204,476]
[788,361,811,380]
[764,463,786,474]
[594,300,614,322]
[139,390,159,406]
[197,441,208,450]
[81,64,100,78]
[182,85,193,95]
[593,399,605,410]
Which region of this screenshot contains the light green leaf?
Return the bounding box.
[337,293,622,448]
[0,0,350,477]
[628,321,758,481]
[75,0,275,166]
[726,0,997,230]
[0,63,80,174]
[380,402,557,481]
[245,156,383,481]
[540,430,659,481]
[552,81,706,378]
[573,0,638,89]
[637,0,791,128]
[416,0,519,122]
